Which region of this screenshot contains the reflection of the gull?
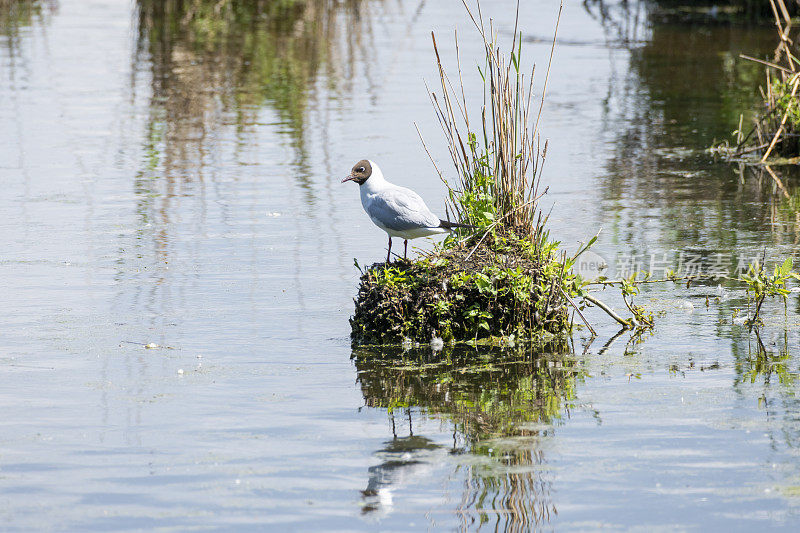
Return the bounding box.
[361,434,444,516]
[354,344,587,529]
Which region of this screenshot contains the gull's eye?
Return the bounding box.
[357,167,365,173]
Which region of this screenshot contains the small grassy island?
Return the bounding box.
[350,4,586,347]
[350,231,575,346]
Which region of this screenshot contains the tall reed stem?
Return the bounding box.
[423,0,562,241]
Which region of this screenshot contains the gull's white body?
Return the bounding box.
[358,162,448,240]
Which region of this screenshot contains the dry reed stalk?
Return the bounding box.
[421,0,562,239]
[737,0,800,161]
[761,73,800,161]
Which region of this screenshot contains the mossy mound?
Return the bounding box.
[349,233,572,345]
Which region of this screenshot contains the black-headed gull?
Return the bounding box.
[342,159,473,262]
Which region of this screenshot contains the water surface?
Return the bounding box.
[2,0,800,529]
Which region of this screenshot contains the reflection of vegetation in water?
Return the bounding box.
[650,0,796,21]
[0,0,44,29]
[590,1,774,153]
[457,445,556,530]
[130,0,375,266]
[735,164,800,245]
[0,0,50,54]
[769,180,800,245]
[730,331,800,475]
[628,24,768,147]
[594,18,790,253]
[585,0,795,28]
[135,0,373,174]
[355,345,583,439]
[734,336,798,388]
[354,345,586,527]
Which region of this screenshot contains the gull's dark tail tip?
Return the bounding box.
[439,219,477,230]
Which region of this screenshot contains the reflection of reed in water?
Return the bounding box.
[591,17,796,251]
[459,448,553,532]
[128,0,379,318]
[582,0,648,45]
[752,165,800,246]
[135,0,376,178]
[354,345,585,529]
[0,0,55,54]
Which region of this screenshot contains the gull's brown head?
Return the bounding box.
[342,160,372,185]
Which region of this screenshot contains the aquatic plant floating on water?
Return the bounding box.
[738,257,800,330]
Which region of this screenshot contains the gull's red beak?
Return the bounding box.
[341,174,356,183]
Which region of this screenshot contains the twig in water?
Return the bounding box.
[763,164,791,199]
[740,54,792,74]
[561,287,596,337]
[583,293,632,329]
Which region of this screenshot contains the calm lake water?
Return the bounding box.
[2,0,800,530]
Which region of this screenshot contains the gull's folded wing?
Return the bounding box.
[366,187,440,232]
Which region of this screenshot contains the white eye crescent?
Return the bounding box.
[357,167,365,173]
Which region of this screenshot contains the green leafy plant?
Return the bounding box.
[372,266,410,289]
[739,257,800,329]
